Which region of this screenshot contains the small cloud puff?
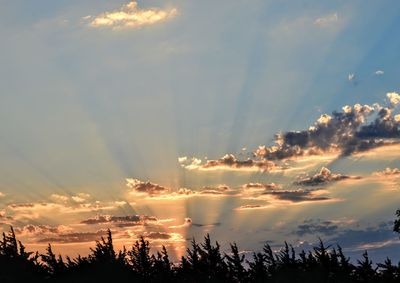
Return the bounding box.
[126,178,169,195]
[373,167,400,177]
[295,167,359,186]
[87,1,177,30]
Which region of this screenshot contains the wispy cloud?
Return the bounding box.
[314,13,338,26]
[87,1,177,30]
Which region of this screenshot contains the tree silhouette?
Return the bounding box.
[0,224,399,282]
[225,243,247,282]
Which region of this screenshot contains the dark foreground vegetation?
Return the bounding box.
[1,227,400,283]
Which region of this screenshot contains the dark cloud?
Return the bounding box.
[144,232,171,240]
[126,179,169,195]
[261,188,331,202]
[191,222,221,228]
[294,219,339,236]
[242,183,280,190]
[295,167,359,186]
[81,215,158,226]
[37,230,108,244]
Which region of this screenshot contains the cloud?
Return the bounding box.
[236,204,268,210]
[37,230,109,244]
[144,231,171,240]
[237,187,340,210]
[179,154,280,172]
[141,231,185,243]
[50,193,92,204]
[294,219,339,236]
[261,188,332,202]
[198,185,232,195]
[373,167,400,177]
[0,210,14,225]
[242,182,281,191]
[169,218,192,229]
[50,194,69,203]
[314,13,338,26]
[179,96,400,172]
[81,214,158,227]
[329,222,398,251]
[14,224,72,238]
[254,94,400,161]
[7,200,126,221]
[71,193,91,203]
[375,70,384,76]
[88,1,177,30]
[191,221,221,228]
[125,178,238,199]
[295,167,360,186]
[387,92,400,106]
[126,178,169,195]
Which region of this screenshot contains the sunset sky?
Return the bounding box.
[1,0,400,262]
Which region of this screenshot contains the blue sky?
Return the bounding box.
[1,0,400,261]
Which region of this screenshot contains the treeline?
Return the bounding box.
[0,227,399,283]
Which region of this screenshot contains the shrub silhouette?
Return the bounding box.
[0,225,400,282]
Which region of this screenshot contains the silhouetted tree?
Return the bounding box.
[128,236,153,281]
[353,251,377,283]
[225,243,247,282]
[0,226,43,282]
[1,225,400,282]
[41,244,66,277]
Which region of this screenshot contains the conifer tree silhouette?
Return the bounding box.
[128,236,153,280]
[0,224,400,282]
[225,243,247,283]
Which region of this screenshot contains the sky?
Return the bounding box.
[1,0,400,262]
